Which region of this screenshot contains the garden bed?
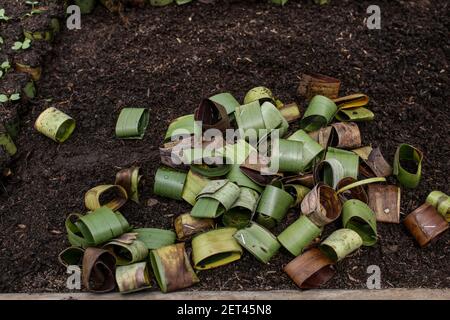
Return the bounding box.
[0,0,449,293]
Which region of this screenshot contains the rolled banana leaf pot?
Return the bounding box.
[191,228,243,270]
[233,222,280,264]
[284,248,335,289]
[115,262,152,293]
[82,247,117,293]
[341,199,377,246]
[319,228,363,262]
[150,243,199,293]
[426,191,450,222]
[34,107,76,143]
[403,203,449,247]
[174,213,215,241]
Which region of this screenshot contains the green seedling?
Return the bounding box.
[24,1,44,17]
[314,0,330,4]
[0,93,20,103]
[0,36,4,44]
[0,8,10,21]
[0,60,11,78]
[12,39,31,51]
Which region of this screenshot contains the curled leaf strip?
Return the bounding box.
[393,143,423,188]
[115,108,149,139]
[342,199,377,246]
[299,95,337,132]
[82,247,116,293]
[84,184,128,211]
[301,183,342,227]
[115,166,142,203]
[278,215,322,256]
[192,228,242,270]
[154,167,187,201]
[256,184,293,229]
[150,243,199,293]
[234,222,280,264]
[103,233,149,265]
[34,107,75,143]
[426,191,450,222]
[320,228,363,261]
[297,73,341,100]
[174,213,214,241]
[115,262,151,293]
[283,248,335,289]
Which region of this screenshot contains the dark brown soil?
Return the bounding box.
[0,0,449,293]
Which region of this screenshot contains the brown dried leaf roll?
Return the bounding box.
[297,73,341,100]
[301,183,342,227]
[194,98,230,132]
[174,213,215,241]
[403,203,449,247]
[284,248,335,289]
[368,184,400,223]
[308,126,333,149]
[82,247,117,293]
[240,151,282,186]
[281,173,315,189]
[330,122,362,149]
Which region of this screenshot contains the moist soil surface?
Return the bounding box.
[1,0,449,293]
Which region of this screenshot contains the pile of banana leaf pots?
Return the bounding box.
[60,73,449,294]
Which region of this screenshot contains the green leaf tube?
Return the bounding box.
[270,139,304,173]
[278,215,322,256]
[191,228,243,270]
[191,179,240,218]
[153,167,187,200]
[284,184,310,207]
[103,233,149,265]
[65,207,131,248]
[393,144,423,188]
[84,184,128,211]
[314,159,345,189]
[342,199,377,246]
[319,228,363,261]
[256,184,294,229]
[164,114,196,142]
[181,169,210,205]
[115,108,149,139]
[34,107,75,143]
[243,86,275,105]
[0,131,17,156]
[287,129,324,171]
[115,166,142,203]
[134,228,176,249]
[325,147,359,180]
[209,92,240,119]
[300,95,337,132]
[234,222,280,264]
[150,243,199,293]
[58,246,84,268]
[115,262,151,294]
[222,187,259,229]
[235,101,266,139]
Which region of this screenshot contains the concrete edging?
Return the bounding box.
[1,289,449,300]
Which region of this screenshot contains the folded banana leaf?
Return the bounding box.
[314,159,345,189]
[115,108,149,139]
[66,207,131,248]
[300,95,337,132]
[58,246,85,268]
[194,98,230,132]
[84,184,128,212]
[181,169,211,205]
[34,107,75,143]
[330,122,361,149]
[325,147,359,180]
[192,228,242,270]
[243,86,275,105]
[308,126,333,149]
[404,203,449,247]
[278,215,322,256]
[103,233,149,265]
[367,184,401,224]
[352,146,392,178]
[301,183,342,227]
[297,73,340,100]
[174,213,215,241]
[287,129,324,171]
[319,228,363,261]
[209,92,240,118]
[284,184,310,207]
[164,114,199,142]
[393,143,423,188]
[234,222,280,263]
[342,199,377,246]
[134,228,176,249]
[191,179,240,218]
[82,247,116,293]
[284,248,335,289]
[256,184,293,229]
[150,243,199,293]
[239,151,282,186]
[333,93,369,110]
[115,166,142,203]
[153,167,187,201]
[115,262,151,294]
[222,187,259,229]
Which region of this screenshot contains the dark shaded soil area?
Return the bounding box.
[0,0,449,293]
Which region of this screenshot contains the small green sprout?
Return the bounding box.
[0,60,11,78]
[0,93,20,103]
[0,8,10,21]
[24,1,43,16]
[12,39,31,51]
